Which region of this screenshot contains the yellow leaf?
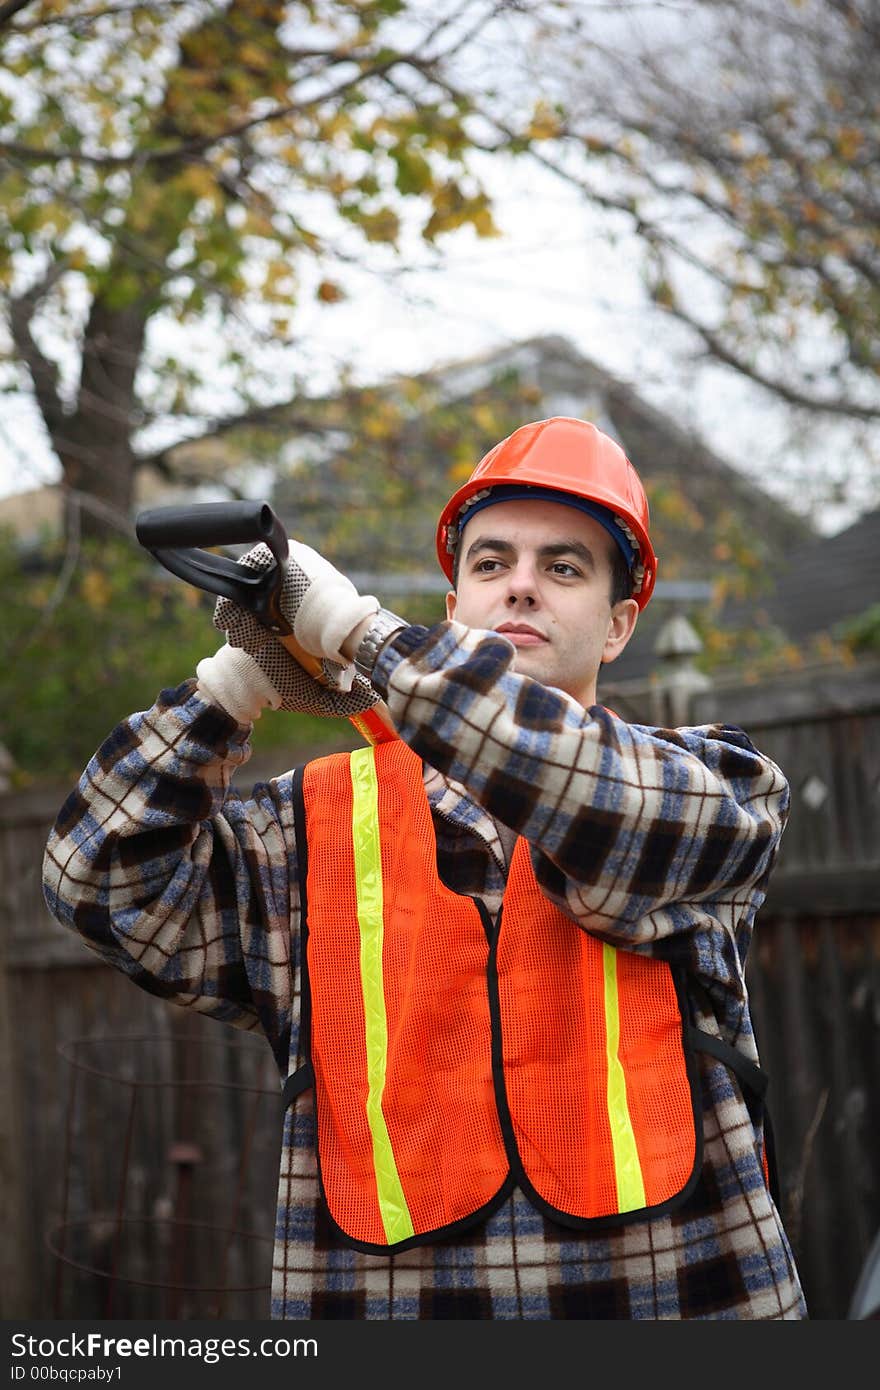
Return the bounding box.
[180,584,202,610]
[240,42,273,71]
[81,570,111,610]
[474,405,499,432]
[526,102,562,141]
[837,127,863,160]
[178,165,221,202]
[471,206,500,238]
[449,458,473,482]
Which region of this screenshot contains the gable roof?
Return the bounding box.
[269,332,814,583]
[760,506,880,642]
[426,333,816,570]
[384,334,818,685]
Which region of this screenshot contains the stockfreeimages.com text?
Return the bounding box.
[11,1334,316,1365]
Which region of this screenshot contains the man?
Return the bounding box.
[43,416,807,1319]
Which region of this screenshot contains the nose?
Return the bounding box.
[505,559,537,608]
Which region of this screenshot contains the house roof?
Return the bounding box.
[425,333,815,565]
[389,334,819,685]
[270,332,814,581]
[760,506,880,641]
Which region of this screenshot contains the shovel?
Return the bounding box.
[135,499,394,745]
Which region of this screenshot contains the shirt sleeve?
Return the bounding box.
[372,619,790,957]
[41,679,297,1071]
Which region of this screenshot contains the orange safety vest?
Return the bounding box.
[286,739,757,1255]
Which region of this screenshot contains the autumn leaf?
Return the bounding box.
[316,280,346,303]
[81,569,112,610]
[526,102,563,141]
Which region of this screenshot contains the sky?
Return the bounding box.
[1,154,874,537]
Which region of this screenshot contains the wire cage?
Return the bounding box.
[46,1025,282,1320]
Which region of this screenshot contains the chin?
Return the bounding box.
[514,655,559,686]
[515,659,590,704]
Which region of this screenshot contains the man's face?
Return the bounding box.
[446,497,639,708]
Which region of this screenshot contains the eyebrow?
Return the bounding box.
[464,536,597,569]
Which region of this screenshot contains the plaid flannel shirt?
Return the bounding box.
[43,619,807,1320]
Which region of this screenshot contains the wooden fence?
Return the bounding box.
[0,786,282,1322]
[1,657,879,1321]
[687,659,880,1320]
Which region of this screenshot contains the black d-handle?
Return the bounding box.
[135,500,292,634]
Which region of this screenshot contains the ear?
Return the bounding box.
[601,598,639,664]
[445,589,457,621]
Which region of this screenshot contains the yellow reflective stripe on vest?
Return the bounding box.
[349,746,415,1244]
[602,943,647,1212]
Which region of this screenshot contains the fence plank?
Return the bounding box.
[0,838,30,1317]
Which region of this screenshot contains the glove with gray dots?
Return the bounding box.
[196,540,381,723]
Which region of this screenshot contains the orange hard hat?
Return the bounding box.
[435,416,658,608]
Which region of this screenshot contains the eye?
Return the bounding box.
[473,557,505,574]
[550,561,580,578]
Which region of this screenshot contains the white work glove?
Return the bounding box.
[288,539,380,666]
[195,642,380,724]
[196,541,380,723]
[216,540,378,671]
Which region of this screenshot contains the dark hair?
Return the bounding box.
[451,535,634,605]
[609,546,634,607]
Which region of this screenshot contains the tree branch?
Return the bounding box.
[134,405,331,475]
[0,44,424,170]
[658,296,880,421]
[3,1,193,37]
[0,0,33,26]
[8,261,68,435]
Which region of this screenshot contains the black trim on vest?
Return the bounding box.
[687,1023,780,1206]
[688,1026,768,1099]
[292,763,308,890]
[282,1062,315,1112]
[685,978,780,1204]
[287,765,316,1120]
[318,1173,518,1258]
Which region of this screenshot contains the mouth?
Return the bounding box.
[495,623,548,648]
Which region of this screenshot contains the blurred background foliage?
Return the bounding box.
[1,0,878,781]
[0,525,400,782]
[1,0,877,550]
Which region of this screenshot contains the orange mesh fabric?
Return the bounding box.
[303,747,508,1245]
[614,948,696,1206]
[496,841,619,1215]
[301,741,698,1247]
[498,840,695,1215]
